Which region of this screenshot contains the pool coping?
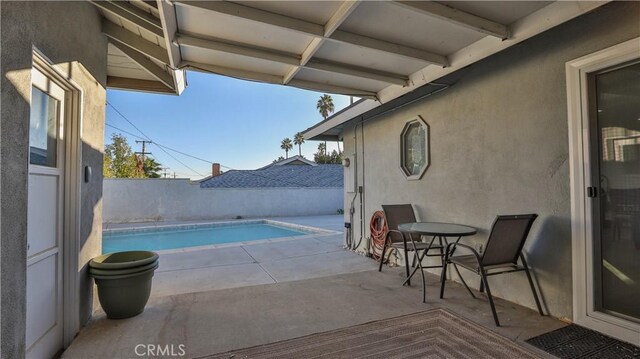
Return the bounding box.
[102,219,343,255]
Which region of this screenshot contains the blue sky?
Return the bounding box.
[105,71,352,178]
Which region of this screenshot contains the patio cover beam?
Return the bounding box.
[173,0,447,66]
[288,79,378,100]
[182,61,282,84]
[110,41,174,89]
[137,1,159,12]
[91,0,164,37]
[283,0,361,84]
[103,20,170,64]
[305,58,408,86]
[175,34,301,65]
[392,1,510,39]
[175,33,408,85]
[182,61,378,100]
[329,30,448,66]
[107,76,175,94]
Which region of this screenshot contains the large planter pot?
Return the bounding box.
[90,251,159,270]
[89,251,159,319]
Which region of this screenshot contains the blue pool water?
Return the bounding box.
[103,223,309,253]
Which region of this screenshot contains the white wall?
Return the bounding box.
[341,2,640,320]
[103,179,343,223]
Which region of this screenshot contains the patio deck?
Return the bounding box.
[64,215,565,358]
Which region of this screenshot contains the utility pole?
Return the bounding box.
[135,140,153,161]
[161,167,169,178]
[135,140,153,173]
[173,172,176,179]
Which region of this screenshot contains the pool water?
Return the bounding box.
[103,223,309,253]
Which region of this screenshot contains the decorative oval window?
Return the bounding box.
[400,116,430,180]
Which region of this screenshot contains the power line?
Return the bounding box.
[106,102,206,177]
[105,123,205,177]
[106,123,213,164]
[106,103,317,186]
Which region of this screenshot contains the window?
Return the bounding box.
[400,116,429,179]
[29,86,59,167]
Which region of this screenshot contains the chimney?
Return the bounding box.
[212,163,221,177]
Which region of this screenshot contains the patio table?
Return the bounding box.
[397,222,477,303]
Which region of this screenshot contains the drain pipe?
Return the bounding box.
[360,119,369,256]
[346,123,359,250]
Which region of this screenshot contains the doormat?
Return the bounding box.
[526,324,640,358]
[202,309,540,358]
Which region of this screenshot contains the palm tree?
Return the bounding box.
[317,142,326,156]
[281,138,293,158]
[316,94,341,154]
[316,94,335,120]
[294,132,305,156]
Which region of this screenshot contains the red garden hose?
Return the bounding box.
[370,211,389,261]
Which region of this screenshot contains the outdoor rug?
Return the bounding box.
[527,324,640,358]
[203,308,541,358]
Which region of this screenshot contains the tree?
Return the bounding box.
[316,94,341,154]
[293,132,305,156]
[103,133,162,178]
[143,157,162,178]
[317,142,326,156]
[314,148,342,164]
[103,153,114,178]
[104,133,141,178]
[280,138,293,158]
[316,94,335,120]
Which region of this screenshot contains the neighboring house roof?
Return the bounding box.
[200,163,343,189]
[258,155,317,169]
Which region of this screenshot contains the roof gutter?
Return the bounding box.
[304,82,451,141]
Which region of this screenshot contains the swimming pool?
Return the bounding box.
[102,221,315,253]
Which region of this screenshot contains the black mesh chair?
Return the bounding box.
[379,204,445,286]
[439,214,544,326]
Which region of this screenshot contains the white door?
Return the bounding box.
[26,68,66,358]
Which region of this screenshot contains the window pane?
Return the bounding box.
[594,62,640,323]
[404,123,426,175]
[29,87,58,167]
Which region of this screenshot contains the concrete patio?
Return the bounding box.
[104,215,374,298]
[63,266,563,358]
[64,215,564,358]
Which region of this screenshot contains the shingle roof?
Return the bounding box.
[200,164,343,188]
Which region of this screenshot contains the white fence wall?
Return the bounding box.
[103,179,344,223]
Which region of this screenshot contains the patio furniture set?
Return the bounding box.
[377,204,544,326]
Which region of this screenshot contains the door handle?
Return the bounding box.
[587,187,598,198]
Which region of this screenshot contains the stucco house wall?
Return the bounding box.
[1,2,107,357]
[342,2,640,320]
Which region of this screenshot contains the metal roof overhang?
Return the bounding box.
[92,1,609,114]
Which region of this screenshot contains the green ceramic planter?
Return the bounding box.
[90,251,158,270]
[89,251,159,319]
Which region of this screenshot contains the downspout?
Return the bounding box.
[360,118,368,256]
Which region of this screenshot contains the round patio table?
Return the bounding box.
[397,222,477,303]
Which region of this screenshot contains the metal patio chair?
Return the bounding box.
[439,214,544,326]
[378,204,445,286]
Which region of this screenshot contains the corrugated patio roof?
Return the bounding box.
[92,1,608,106]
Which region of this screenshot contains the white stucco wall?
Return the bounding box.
[103,179,343,223]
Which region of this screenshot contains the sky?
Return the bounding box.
[105,71,352,179]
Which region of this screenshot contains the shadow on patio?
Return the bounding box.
[62,255,564,358]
